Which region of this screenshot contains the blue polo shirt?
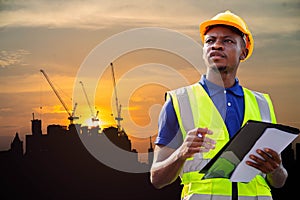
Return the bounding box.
[155,75,244,148]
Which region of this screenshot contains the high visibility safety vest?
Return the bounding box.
[167,83,277,200]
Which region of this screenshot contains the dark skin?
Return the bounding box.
[150,25,287,190]
[150,128,215,189]
[202,26,248,88]
[247,148,281,174]
[202,26,284,177]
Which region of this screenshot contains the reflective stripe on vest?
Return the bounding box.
[174,86,195,133]
[167,83,276,200]
[243,88,277,124]
[252,91,271,122]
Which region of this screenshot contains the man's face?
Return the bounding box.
[202,26,246,72]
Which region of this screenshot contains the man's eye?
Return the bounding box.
[224,39,234,43]
[205,39,214,44]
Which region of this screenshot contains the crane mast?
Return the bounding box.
[79,81,99,122]
[72,102,78,119]
[110,62,123,132]
[40,69,79,125]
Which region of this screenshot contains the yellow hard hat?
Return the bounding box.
[200,10,254,62]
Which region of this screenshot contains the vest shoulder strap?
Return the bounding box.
[167,85,196,135]
[243,88,276,123]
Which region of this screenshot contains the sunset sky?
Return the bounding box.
[0,0,299,161]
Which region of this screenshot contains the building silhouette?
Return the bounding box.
[10,132,23,158]
[0,118,182,200]
[148,136,154,165]
[0,117,299,199]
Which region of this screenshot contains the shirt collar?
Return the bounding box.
[199,75,244,97]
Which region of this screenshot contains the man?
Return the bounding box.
[150,10,288,200]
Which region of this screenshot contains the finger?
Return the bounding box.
[256,149,280,168]
[203,137,216,144]
[196,127,213,138]
[256,149,272,161]
[201,141,215,150]
[246,156,268,173]
[265,148,281,163]
[246,160,269,173]
[246,160,260,169]
[249,154,265,165]
[192,134,216,146]
[248,153,277,173]
[186,128,210,141]
[186,136,215,149]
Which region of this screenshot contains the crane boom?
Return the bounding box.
[110,63,123,132]
[79,81,99,121]
[40,69,78,124]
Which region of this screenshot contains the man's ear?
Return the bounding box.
[240,48,249,61]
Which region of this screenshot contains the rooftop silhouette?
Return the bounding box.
[0,117,299,199]
[0,118,182,200]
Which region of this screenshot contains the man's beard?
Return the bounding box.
[211,65,228,73]
[218,66,227,72]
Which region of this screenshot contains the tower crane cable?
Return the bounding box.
[110,62,123,132]
[79,81,99,121]
[40,69,79,125]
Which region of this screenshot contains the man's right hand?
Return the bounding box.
[178,127,216,160]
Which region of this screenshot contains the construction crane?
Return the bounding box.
[110,62,123,132]
[40,69,79,125]
[79,81,99,122]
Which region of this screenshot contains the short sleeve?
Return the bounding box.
[154,98,183,149]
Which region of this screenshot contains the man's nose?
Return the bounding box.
[212,40,224,50]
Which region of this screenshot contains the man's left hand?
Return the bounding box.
[246,148,281,174]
